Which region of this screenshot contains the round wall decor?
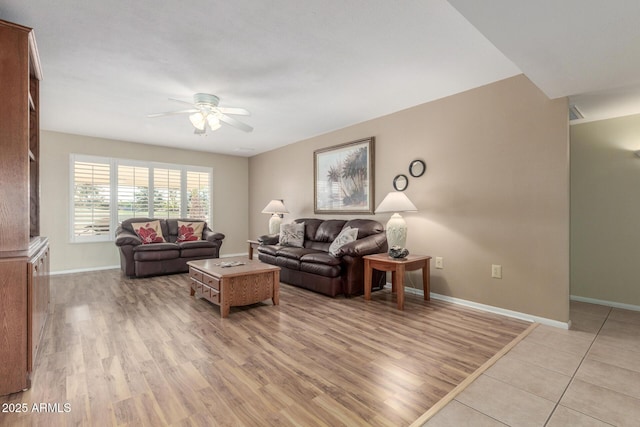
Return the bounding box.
[409,159,426,177]
[393,174,408,191]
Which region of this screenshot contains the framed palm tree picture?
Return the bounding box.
[314,137,375,214]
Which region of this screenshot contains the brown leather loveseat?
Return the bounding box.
[115,218,225,278]
[257,218,388,297]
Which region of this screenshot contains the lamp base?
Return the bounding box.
[386,213,407,249]
[268,214,282,234]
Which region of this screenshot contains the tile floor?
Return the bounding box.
[422,301,640,427]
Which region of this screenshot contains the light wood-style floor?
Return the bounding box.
[0,269,528,427]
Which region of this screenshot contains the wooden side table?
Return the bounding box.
[363,253,432,310]
[247,239,260,260]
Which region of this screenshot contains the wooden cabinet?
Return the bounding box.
[29,241,50,372]
[0,19,49,396]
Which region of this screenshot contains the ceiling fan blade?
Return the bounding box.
[217,107,250,116]
[168,98,196,107]
[147,109,198,118]
[218,114,253,132]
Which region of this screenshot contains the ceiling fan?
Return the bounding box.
[148,93,253,134]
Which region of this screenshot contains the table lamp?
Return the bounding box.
[375,191,417,248]
[261,199,289,234]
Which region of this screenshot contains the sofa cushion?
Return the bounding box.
[314,220,347,243]
[279,222,305,247]
[177,221,204,242]
[276,257,300,270]
[180,247,217,258]
[300,262,341,278]
[328,226,358,256]
[133,243,180,261]
[131,220,165,244]
[277,247,322,260]
[300,252,342,266]
[344,219,384,238]
[177,240,215,249]
[294,218,324,242]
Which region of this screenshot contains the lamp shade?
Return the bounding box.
[189,112,206,130]
[206,114,221,131]
[375,191,417,213]
[261,199,289,214]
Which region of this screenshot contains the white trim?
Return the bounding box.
[70,153,213,243]
[393,284,570,329]
[69,154,113,244]
[51,254,247,276]
[221,252,249,258]
[571,295,640,312]
[51,265,120,276]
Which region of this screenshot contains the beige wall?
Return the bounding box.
[249,75,570,322]
[571,115,640,306]
[40,131,249,272]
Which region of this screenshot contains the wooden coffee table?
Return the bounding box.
[187,257,280,318]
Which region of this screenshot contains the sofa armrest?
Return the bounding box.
[203,229,225,242]
[115,228,142,247]
[333,233,388,257]
[257,234,280,245]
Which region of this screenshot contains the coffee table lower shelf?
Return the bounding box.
[188,257,280,318]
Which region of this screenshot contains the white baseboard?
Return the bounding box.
[571,295,640,312]
[51,253,249,276]
[222,252,250,258]
[391,284,570,329]
[51,265,120,276]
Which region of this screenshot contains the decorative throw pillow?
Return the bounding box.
[131,220,165,244]
[329,226,359,257]
[279,222,305,248]
[177,221,204,242]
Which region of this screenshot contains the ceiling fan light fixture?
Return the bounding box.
[206,115,221,131]
[189,112,206,130]
[150,93,252,134]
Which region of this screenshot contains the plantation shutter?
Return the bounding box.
[117,165,150,222]
[153,168,182,219]
[72,159,111,239]
[186,170,210,221]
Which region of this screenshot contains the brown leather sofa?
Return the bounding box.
[257,218,388,297]
[115,218,225,278]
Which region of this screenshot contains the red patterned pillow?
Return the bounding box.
[131,220,165,244]
[177,221,204,242]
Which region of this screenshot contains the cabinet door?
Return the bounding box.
[0,259,29,395]
[29,245,50,372]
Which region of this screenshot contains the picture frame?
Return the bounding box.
[314,137,375,214]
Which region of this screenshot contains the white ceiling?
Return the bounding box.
[1,1,639,156]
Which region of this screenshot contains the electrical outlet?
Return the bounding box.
[491,264,502,279]
[435,257,444,269]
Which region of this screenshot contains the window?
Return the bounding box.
[72,159,111,240]
[153,167,181,219]
[117,164,149,222]
[70,154,213,242]
[186,170,210,220]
